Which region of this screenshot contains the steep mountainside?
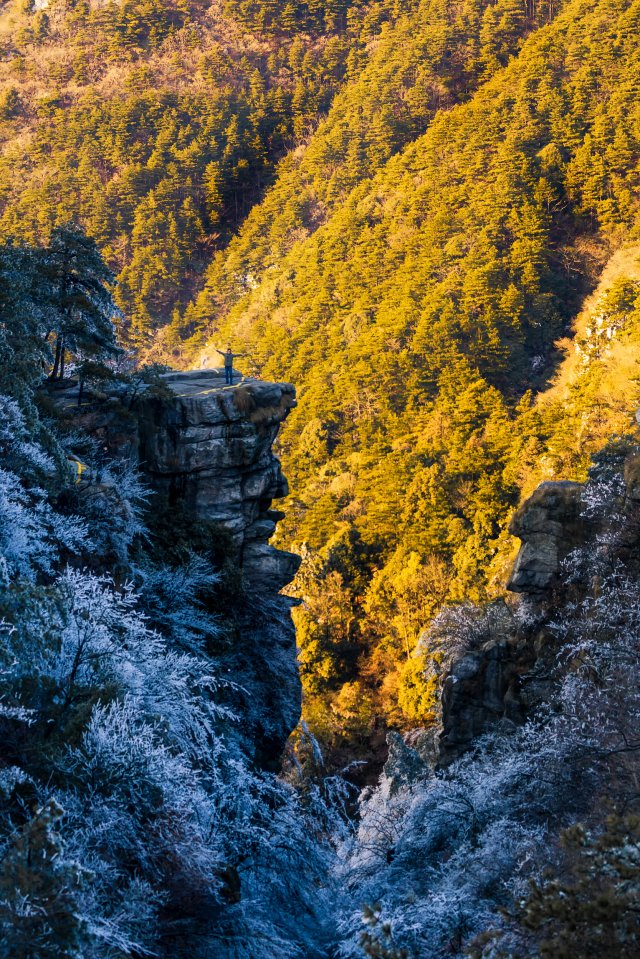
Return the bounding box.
[0,0,545,347]
[3,233,640,956]
[335,435,640,957]
[173,0,553,350]
[3,1,640,953]
[3,0,640,770]
[0,0,614,756]
[48,368,303,766]
[0,0,383,342]
[181,0,640,745]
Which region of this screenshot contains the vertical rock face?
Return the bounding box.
[134,371,302,767]
[48,370,303,768]
[136,372,301,592]
[507,481,586,593]
[437,605,525,762]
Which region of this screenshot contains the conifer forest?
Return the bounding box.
[1,0,640,954]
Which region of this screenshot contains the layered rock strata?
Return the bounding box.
[136,370,300,592]
[48,369,302,767]
[138,371,302,766]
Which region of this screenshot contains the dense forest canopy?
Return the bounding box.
[186,0,640,741]
[0,0,567,346]
[0,0,386,343]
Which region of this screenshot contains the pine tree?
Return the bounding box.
[41,227,120,380]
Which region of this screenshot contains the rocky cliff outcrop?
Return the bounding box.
[136,371,300,592]
[48,369,302,767]
[138,371,302,766]
[432,436,640,766]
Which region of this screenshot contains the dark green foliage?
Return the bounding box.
[0,87,20,120]
[0,228,119,399]
[0,801,87,959]
[519,816,640,959]
[225,0,353,35]
[43,226,119,379]
[0,241,50,402]
[360,904,409,958]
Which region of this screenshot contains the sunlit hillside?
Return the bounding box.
[0,0,384,343]
[2,0,640,955]
[182,0,640,741]
[520,244,640,496]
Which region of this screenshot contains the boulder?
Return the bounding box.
[507,481,585,593]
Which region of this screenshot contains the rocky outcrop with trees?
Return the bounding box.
[49,366,303,766]
[0,233,341,959]
[336,435,640,957]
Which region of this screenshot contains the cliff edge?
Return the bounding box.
[136,370,300,593]
[48,369,302,767]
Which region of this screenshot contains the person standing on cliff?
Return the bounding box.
[216,346,246,385]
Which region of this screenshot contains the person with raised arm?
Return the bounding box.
[215,345,246,385]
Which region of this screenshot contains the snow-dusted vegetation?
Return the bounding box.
[0,390,350,958]
[2,230,639,958]
[335,493,640,958]
[0,234,348,958]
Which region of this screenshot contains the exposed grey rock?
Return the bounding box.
[383,731,428,795]
[624,451,640,503]
[228,595,302,770]
[136,373,297,564]
[242,541,300,592]
[438,637,525,763]
[133,371,301,588]
[48,370,303,767]
[435,443,640,766]
[133,371,302,765]
[435,479,590,764]
[507,481,585,593]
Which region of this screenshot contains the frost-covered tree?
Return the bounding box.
[133,551,221,653]
[334,459,640,959]
[335,715,593,958]
[0,395,86,579]
[0,241,51,403]
[500,814,640,959]
[0,800,88,959]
